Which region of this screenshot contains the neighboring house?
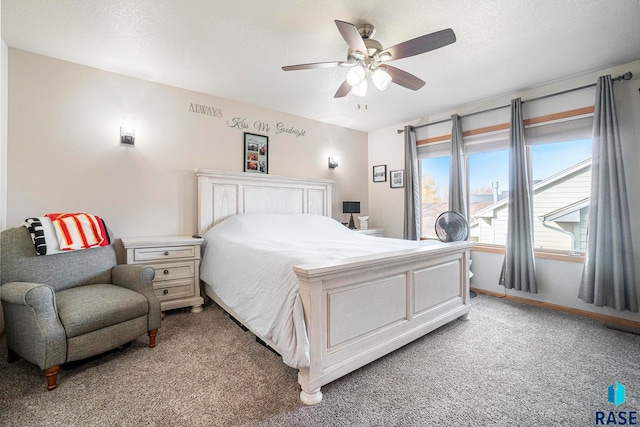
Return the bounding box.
[470,159,591,252]
[421,202,449,238]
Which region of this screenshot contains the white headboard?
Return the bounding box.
[195,169,334,236]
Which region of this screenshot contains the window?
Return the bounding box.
[466,139,591,250]
[420,156,449,238]
[416,109,593,254]
[530,138,591,252]
[468,149,509,245]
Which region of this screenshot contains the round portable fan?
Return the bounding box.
[435,211,469,242]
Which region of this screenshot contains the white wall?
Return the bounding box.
[369,60,640,323]
[5,49,369,238]
[367,124,408,236]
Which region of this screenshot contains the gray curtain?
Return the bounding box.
[578,75,638,312]
[403,126,421,240]
[499,98,538,293]
[449,114,467,218]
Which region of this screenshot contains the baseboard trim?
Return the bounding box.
[471,287,640,330]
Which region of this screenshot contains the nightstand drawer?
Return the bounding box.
[153,279,195,301]
[133,245,196,262]
[122,236,203,313]
[150,261,195,282]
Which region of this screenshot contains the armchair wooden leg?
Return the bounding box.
[7,347,20,363]
[148,329,158,348]
[44,365,60,391]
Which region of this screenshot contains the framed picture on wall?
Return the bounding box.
[244,133,268,174]
[390,170,405,188]
[373,165,387,182]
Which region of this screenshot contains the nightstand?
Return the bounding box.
[354,228,384,237]
[122,236,204,313]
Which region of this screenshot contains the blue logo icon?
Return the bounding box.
[608,382,625,407]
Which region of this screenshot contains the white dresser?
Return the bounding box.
[122,236,204,313]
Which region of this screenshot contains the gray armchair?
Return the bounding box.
[1,226,161,390]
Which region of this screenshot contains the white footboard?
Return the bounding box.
[294,241,473,404]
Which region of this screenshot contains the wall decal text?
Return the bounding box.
[189,103,223,118]
[226,117,272,133]
[227,117,250,129]
[254,121,270,132]
[188,103,307,138]
[276,122,306,138]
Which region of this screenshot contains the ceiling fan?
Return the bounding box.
[282,20,456,98]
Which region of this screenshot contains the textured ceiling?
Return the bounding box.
[2,0,640,132]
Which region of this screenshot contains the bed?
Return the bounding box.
[195,169,473,404]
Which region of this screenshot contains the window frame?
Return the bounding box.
[471,243,585,263]
[415,107,594,263]
[418,154,452,239]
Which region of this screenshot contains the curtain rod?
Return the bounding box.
[397,71,633,134]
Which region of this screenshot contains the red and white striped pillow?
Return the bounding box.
[45,213,110,251]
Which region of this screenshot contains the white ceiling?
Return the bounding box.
[2,0,640,133]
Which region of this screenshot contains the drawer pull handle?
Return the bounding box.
[163,269,169,275]
[163,289,169,295]
[164,251,169,256]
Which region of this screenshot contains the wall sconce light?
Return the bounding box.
[328,157,339,169]
[120,117,136,147]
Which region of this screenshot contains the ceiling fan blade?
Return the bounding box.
[380,65,426,90]
[282,61,342,71]
[335,20,368,57]
[334,80,352,98]
[381,28,456,61]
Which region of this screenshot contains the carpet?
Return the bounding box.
[1,294,639,426]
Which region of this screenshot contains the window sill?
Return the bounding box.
[471,244,585,263]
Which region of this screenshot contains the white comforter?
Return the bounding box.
[200,213,442,368]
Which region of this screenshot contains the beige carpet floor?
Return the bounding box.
[1,294,639,426]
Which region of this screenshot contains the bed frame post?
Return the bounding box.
[297,271,325,404]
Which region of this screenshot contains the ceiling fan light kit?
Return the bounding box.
[346,65,366,86]
[371,68,392,91]
[351,78,368,97]
[282,20,456,99]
